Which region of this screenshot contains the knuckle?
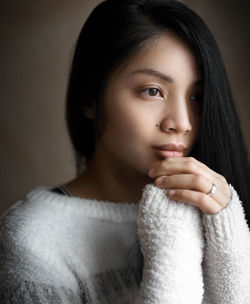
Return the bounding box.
[217,173,227,183]
[186,160,195,171]
[217,173,223,180]
[200,193,208,206]
[221,175,227,183]
[193,174,204,186]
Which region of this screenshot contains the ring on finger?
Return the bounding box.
[207,183,216,196]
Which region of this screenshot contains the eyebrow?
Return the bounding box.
[131,68,203,86]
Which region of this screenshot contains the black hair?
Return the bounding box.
[66,0,250,285]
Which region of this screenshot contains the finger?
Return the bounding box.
[166,188,225,215]
[155,174,229,207]
[149,157,215,178]
[149,157,226,187]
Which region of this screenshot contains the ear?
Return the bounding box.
[83,100,96,119]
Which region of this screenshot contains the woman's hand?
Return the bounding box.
[148,156,232,215]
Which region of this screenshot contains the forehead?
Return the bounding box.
[110,32,201,83]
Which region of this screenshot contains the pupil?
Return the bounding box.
[150,88,157,96]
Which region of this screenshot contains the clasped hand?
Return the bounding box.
[148,156,232,215]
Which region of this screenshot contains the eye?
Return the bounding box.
[190,93,203,102]
[142,87,163,97]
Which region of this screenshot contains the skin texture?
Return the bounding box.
[66,31,231,213]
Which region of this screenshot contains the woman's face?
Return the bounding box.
[92,32,202,177]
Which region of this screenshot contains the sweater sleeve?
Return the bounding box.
[135,183,204,304]
[0,208,86,304]
[0,281,85,304]
[201,184,250,304]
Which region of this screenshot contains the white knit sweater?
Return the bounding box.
[0,183,250,303]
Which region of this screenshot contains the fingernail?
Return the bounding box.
[155,177,164,186]
[168,190,176,196]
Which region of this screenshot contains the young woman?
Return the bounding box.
[1,0,250,303]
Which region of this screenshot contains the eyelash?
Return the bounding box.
[140,87,202,102]
[140,87,164,98]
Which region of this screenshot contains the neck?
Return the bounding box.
[66,147,152,203]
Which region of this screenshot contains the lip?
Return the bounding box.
[153,143,186,158]
[155,149,184,158]
[154,143,186,151]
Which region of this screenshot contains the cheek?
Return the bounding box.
[188,102,201,131]
[189,106,201,146]
[102,115,144,165]
[193,108,201,136]
[104,95,151,141]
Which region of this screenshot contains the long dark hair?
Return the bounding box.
[66,0,250,285]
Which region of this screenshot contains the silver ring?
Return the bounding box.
[207,183,216,195]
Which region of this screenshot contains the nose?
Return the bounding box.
[159,99,192,134]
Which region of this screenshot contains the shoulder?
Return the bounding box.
[0,185,96,254]
[0,186,70,243]
[0,185,95,234]
[0,186,88,288]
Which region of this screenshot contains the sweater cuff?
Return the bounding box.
[140,183,202,224]
[202,184,250,245]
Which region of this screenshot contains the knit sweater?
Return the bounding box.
[0,183,250,303]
